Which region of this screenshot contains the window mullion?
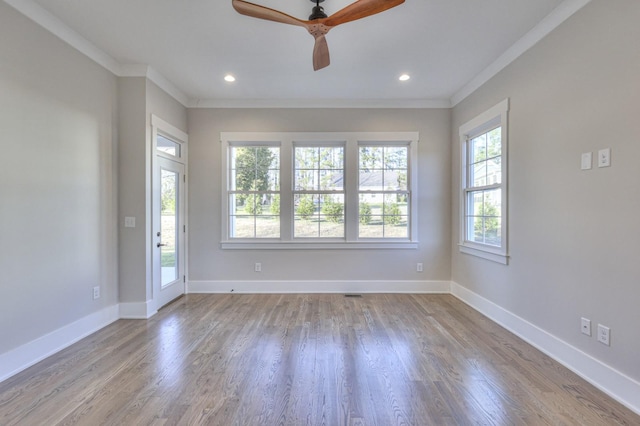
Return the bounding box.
[345,136,359,242]
[280,139,293,241]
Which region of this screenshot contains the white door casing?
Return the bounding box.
[151,115,187,311]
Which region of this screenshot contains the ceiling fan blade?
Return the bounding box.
[232,0,308,28]
[313,35,330,71]
[323,0,405,27]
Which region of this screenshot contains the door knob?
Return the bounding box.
[157,243,167,247]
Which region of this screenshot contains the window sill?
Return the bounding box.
[221,241,419,250]
[458,243,509,265]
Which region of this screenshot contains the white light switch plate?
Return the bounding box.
[581,152,592,170]
[124,216,136,228]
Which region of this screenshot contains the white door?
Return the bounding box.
[153,156,185,309]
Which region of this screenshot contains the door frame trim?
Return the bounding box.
[150,114,188,312]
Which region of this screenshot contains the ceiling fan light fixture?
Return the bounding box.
[224,74,236,82]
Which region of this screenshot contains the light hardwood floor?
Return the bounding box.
[0,294,638,425]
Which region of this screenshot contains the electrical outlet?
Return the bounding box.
[597,324,610,346]
[93,286,100,300]
[416,263,423,272]
[581,317,591,336]
[255,262,262,272]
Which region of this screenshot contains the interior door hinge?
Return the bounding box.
[183,275,185,283]
[183,174,186,183]
[183,225,186,232]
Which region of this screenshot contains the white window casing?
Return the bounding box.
[221,132,419,250]
[459,99,509,264]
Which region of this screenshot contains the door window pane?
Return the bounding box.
[157,135,181,157]
[161,168,178,286]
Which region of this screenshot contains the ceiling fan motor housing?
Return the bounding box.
[309,5,328,20]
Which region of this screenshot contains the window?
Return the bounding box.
[294,144,345,238]
[221,132,418,249]
[358,144,409,238]
[157,134,181,157]
[228,144,280,238]
[459,99,509,264]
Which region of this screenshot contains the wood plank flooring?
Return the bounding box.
[0,294,638,425]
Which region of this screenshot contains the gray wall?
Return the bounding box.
[118,78,188,305]
[146,80,188,133]
[0,3,118,352]
[187,108,451,283]
[451,0,640,381]
[117,77,147,303]
[0,2,189,355]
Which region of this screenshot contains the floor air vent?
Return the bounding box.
[344,294,363,298]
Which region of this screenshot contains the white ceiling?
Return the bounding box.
[6,0,589,107]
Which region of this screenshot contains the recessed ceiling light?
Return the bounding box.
[399,74,411,81]
[224,74,236,82]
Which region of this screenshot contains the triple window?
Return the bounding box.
[222,132,418,248]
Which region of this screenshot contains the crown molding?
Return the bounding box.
[450,0,592,106]
[118,64,150,77]
[4,0,121,75]
[146,67,190,107]
[187,97,452,109]
[5,0,592,111]
[5,0,440,111]
[3,0,191,107]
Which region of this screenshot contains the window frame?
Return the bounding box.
[227,143,281,239]
[221,132,419,250]
[357,142,412,240]
[459,99,509,264]
[293,142,346,240]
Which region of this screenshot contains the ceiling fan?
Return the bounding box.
[232,0,405,71]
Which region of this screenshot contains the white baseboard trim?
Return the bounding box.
[119,300,157,319]
[450,281,640,416]
[187,280,451,294]
[0,305,120,383]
